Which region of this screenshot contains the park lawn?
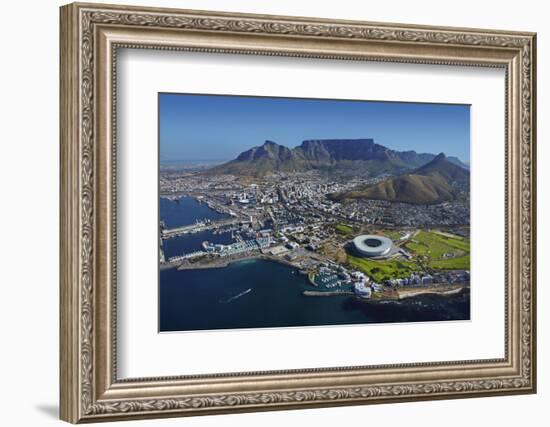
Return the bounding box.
[348,255,420,283]
[429,254,470,270]
[405,230,469,259]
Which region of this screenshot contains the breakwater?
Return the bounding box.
[303,290,354,297]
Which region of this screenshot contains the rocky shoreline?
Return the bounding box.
[302,283,469,301]
[396,284,467,300]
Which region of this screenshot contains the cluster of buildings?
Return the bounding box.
[310,263,375,297]
[385,270,470,288]
[160,168,470,297]
[330,198,470,227]
[311,260,469,300]
[203,237,272,257]
[167,237,273,264]
[161,167,469,232]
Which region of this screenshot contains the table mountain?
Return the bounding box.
[206,139,461,177]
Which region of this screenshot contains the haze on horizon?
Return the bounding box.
[159,93,470,164]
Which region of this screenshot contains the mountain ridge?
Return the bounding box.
[206,139,468,177]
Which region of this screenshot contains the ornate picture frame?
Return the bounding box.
[60,2,536,423]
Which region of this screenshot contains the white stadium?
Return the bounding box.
[352,235,393,258]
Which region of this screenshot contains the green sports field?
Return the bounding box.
[347,255,421,282]
[405,230,470,270]
[345,229,469,282]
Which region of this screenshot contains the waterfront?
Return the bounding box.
[160,258,470,332]
[160,196,235,260]
[162,230,234,260]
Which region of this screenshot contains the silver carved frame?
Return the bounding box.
[59,2,537,423]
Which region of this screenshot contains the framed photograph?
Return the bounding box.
[60,2,537,423]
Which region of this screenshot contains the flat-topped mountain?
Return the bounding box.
[329,153,469,205]
[206,139,467,177]
[298,139,407,163]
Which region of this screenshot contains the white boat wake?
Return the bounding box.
[220,288,252,303]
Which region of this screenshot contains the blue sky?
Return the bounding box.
[159,93,470,163]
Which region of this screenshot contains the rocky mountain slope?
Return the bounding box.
[328,153,469,205]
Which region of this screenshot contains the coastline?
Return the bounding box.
[164,256,469,304]
[302,283,469,302]
[303,290,354,297]
[396,284,468,300]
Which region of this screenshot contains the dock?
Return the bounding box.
[162,217,246,238]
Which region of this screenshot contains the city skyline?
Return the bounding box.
[159,93,471,163]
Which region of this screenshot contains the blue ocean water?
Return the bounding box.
[159,259,470,332]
